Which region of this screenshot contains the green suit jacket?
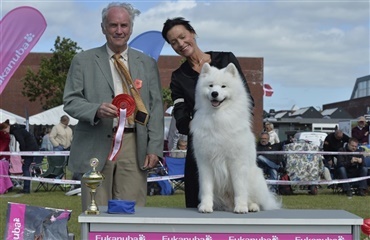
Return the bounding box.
[63,45,164,172]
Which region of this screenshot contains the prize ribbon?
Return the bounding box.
[108,94,135,161]
[112,94,135,117]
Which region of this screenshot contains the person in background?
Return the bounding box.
[9,123,40,194]
[0,120,11,161]
[351,116,368,145]
[40,127,53,152]
[161,17,254,208]
[63,2,164,212]
[336,137,368,197]
[49,115,73,151]
[49,115,76,187]
[170,135,187,158]
[32,127,53,176]
[256,132,283,194]
[265,122,280,145]
[166,115,180,154]
[323,129,349,171]
[0,120,13,194]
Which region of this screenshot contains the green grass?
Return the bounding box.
[1,187,369,239]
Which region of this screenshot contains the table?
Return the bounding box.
[79,207,363,240]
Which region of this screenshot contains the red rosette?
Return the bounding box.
[112,94,135,117]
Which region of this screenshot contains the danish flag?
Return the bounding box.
[263,84,274,97]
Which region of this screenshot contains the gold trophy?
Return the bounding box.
[83,158,104,215]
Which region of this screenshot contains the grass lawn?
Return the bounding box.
[1,185,369,239]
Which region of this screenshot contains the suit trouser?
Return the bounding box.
[81,133,147,212]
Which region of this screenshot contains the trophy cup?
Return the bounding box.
[83,158,104,215]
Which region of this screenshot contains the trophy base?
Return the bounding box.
[85,210,100,215]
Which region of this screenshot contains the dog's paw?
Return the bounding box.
[234,203,249,214]
[248,203,260,212]
[198,203,213,213]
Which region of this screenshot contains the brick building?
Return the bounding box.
[0,53,264,135]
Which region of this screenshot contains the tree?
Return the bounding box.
[161,58,186,110]
[162,87,173,108]
[22,36,82,109]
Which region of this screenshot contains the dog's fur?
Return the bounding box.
[190,63,281,213]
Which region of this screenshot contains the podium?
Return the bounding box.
[79,207,363,240]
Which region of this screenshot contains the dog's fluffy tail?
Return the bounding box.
[260,190,282,211]
[249,167,282,211]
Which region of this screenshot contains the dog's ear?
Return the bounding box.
[225,63,238,77]
[200,62,211,75]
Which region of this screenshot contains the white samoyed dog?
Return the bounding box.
[191,63,281,213]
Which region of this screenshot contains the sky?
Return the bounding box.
[1,0,369,112]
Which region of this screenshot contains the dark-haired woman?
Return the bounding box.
[162,17,254,208]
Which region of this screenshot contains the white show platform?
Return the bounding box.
[79,206,363,240]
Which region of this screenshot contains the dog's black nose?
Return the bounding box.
[211,91,218,98]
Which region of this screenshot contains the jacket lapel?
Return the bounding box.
[95,45,114,92]
[128,48,140,80]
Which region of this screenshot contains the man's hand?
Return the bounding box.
[96,103,118,119]
[143,154,159,170]
[356,157,363,164]
[352,157,362,164]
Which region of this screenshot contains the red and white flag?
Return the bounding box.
[263,84,274,97]
[0,6,47,94]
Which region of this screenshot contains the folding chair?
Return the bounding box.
[9,155,23,188]
[164,156,185,192]
[147,160,174,195]
[34,156,67,192]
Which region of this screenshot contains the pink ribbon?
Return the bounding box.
[108,108,127,161]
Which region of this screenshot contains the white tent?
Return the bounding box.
[29,105,78,125]
[0,109,26,124]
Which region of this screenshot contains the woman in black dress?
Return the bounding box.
[162,17,254,208]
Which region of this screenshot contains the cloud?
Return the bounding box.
[1,0,369,110]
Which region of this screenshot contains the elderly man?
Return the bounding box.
[256,132,283,193]
[352,116,369,145]
[63,2,164,212]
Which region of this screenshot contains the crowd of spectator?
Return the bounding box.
[259,117,370,197]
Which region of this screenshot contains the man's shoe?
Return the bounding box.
[17,190,30,194]
[358,189,366,196]
[346,190,353,197]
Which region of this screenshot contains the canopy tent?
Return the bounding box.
[0,109,26,124]
[29,105,78,125]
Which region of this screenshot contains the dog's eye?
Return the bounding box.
[222,85,226,88]
[209,85,213,87]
